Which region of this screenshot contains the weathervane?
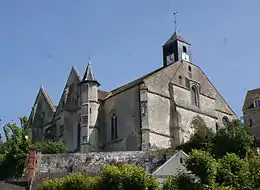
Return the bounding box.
[173,12,178,33]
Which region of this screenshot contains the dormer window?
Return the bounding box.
[253,99,260,108]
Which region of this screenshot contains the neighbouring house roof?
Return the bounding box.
[243,88,260,111]
[152,150,189,176]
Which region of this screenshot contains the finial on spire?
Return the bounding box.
[88,55,91,63]
[173,12,178,33]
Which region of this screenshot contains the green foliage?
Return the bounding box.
[186,150,218,186]
[213,120,254,159]
[216,153,252,189]
[30,140,66,154]
[0,116,66,180]
[38,173,100,190]
[178,120,254,159]
[248,155,260,188]
[37,178,62,190]
[178,125,215,154]
[166,119,259,189]
[99,164,159,190]
[0,116,31,179]
[38,164,158,190]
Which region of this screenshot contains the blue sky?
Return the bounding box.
[0,0,259,132]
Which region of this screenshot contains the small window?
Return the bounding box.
[254,99,260,108]
[222,117,230,127]
[191,86,199,107]
[90,107,92,114]
[111,113,118,140]
[60,125,64,137]
[216,123,219,132]
[180,157,183,164]
[188,66,192,72]
[183,46,187,53]
[179,76,182,85]
[249,119,253,127]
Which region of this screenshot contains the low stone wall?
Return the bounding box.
[38,151,162,175]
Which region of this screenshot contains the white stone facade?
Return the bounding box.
[29,33,237,152]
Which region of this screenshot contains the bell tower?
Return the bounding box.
[162,32,192,66]
[162,12,192,66]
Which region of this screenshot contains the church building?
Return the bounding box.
[28,32,237,152]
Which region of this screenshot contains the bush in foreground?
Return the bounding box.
[38,164,159,190]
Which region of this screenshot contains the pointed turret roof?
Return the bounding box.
[163,32,190,46]
[82,61,100,86]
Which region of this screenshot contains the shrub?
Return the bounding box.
[99,164,159,190]
[30,140,66,154]
[38,173,100,190]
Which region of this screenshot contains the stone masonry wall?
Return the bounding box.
[37,151,163,175]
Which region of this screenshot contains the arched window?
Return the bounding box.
[253,99,260,108]
[111,113,118,140]
[191,86,199,107]
[222,116,230,127]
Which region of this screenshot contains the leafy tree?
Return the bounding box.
[185,150,218,186]
[178,120,254,159]
[0,116,31,179]
[178,125,215,154]
[0,116,66,180]
[213,120,253,159]
[216,153,252,189]
[29,140,66,154]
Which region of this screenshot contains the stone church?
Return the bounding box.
[28,32,237,153]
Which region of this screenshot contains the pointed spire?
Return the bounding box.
[163,32,190,46]
[82,60,100,86]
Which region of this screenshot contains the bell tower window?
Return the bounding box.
[183,46,187,53]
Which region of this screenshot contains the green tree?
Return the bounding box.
[0,116,31,179]
[178,120,254,159]
[213,120,253,159]
[0,116,66,180]
[185,149,218,186]
[178,125,215,154]
[29,140,66,154]
[216,153,252,189]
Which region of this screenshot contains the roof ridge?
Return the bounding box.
[40,87,56,112]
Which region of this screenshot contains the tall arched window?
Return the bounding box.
[111,113,118,140]
[191,86,199,107]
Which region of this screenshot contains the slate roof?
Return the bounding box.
[98,90,111,100]
[243,88,260,111]
[163,32,190,46]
